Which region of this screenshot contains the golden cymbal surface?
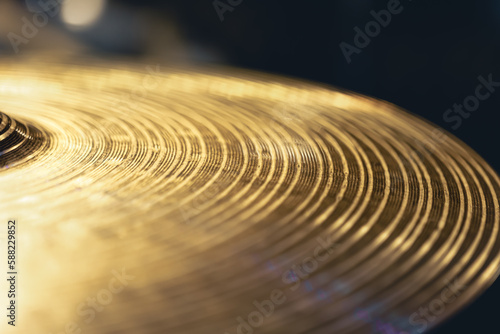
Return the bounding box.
[0,61,499,334]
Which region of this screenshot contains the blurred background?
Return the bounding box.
[1,0,499,333]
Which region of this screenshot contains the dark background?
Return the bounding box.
[5,0,500,333]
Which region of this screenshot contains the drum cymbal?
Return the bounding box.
[1,61,499,334]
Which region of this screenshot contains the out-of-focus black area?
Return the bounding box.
[7,0,500,333]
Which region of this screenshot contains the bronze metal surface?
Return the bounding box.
[0,62,499,334]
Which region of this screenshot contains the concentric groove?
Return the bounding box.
[0,62,499,334]
[0,111,46,168]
